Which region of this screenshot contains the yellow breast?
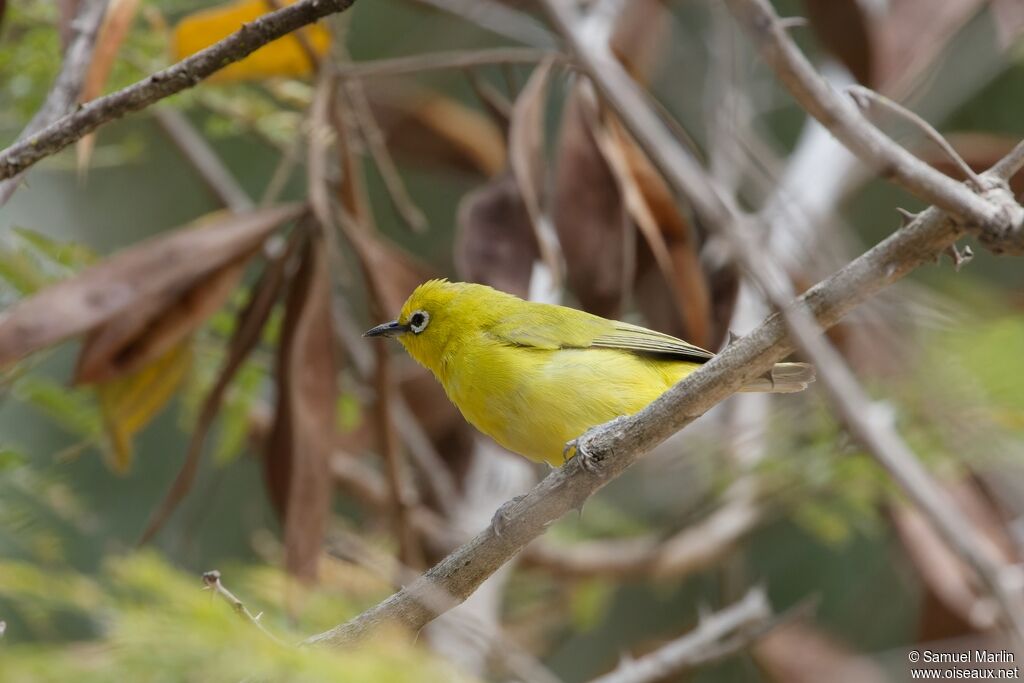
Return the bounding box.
[440,332,700,465]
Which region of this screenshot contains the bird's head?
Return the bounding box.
[363,279,481,375]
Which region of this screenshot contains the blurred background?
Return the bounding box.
[1,0,1024,680]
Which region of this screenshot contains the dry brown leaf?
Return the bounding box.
[368,85,507,177]
[553,87,628,318]
[76,0,140,174]
[137,233,300,544]
[509,58,562,285]
[598,116,714,348]
[804,0,875,85]
[754,619,891,683]
[75,255,248,384]
[454,172,539,299]
[608,0,671,83]
[0,204,303,367]
[265,236,338,581]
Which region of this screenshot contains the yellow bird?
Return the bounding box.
[365,280,814,467]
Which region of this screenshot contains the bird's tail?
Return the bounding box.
[740,362,815,394]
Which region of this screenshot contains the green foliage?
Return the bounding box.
[0,553,476,682]
[13,376,103,441]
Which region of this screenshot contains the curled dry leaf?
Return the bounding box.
[509,58,563,287]
[598,115,714,348]
[553,87,627,317]
[454,172,539,299]
[608,0,671,84]
[265,234,339,580]
[0,204,304,368]
[368,84,507,177]
[138,231,301,544]
[75,255,247,384]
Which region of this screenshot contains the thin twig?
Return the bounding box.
[0,0,108,205]
[338,70,428,233]
[335,47,561,81]
[0,0,359,182]
[588,588,772,683]
[154,108,254,212]
[846,84,985,190]
[202,570,287,646]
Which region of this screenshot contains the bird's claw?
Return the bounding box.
[490,494,526,537]
[563,436,602,475]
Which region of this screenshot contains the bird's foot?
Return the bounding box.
[563,434,603,475]
[563,416,630,476]
[490,494,526,537]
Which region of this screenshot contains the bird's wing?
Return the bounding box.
[489,303,715,363]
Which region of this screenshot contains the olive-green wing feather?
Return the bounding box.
[488,301,714,363]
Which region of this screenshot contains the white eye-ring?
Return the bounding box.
[409,310,430,334]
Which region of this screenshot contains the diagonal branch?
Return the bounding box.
[0,0,359,182]
[0,0,108,205]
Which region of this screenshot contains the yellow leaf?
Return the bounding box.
[172,0,329,82]
[97,341,193,474]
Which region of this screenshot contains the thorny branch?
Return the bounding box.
[202,570,286,646]
[0,0,359,182]
[299,0,1024,649]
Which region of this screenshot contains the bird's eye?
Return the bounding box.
[409,310,430,334]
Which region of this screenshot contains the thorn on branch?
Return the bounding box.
[896,207,920,227]
[776,16,808,31]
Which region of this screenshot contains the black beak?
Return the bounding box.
[363,320,408,338]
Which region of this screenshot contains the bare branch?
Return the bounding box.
[335,47,562,80]
[588,588,772,683]
[0,0,108,205]
[0,0,359,182]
